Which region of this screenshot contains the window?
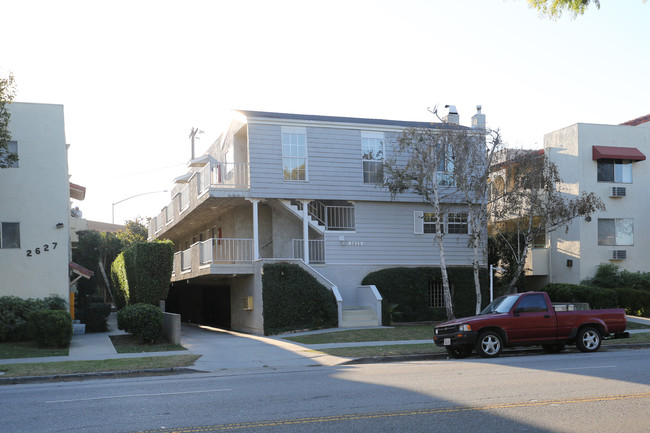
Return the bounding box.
[597,159,632,183]
[429,280,452,308]
[0,222,20,248]
[361,132,384,184]
[3,141,18,168]
[515,294,548,313]
[598,218,633,246]
[436,142,454,186]
[447,213,468,234]
[423,213,443,234]
[282,127,307,181]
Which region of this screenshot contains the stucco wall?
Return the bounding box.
[0,103,70,302]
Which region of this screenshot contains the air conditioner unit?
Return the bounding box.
[610,187,626,197]
[611,250,627,260]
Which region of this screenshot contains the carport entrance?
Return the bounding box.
[166,284,231,329]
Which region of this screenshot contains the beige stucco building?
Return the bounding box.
[526,115,650,287]
[0,102,71,302]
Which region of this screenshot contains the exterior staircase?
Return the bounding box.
[341,306,379,328]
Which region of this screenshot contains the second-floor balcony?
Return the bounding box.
[173,237,255,281]
[198,162,250,194]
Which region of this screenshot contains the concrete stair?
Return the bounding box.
[341,307,378,328]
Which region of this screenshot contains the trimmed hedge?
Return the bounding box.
[110,253,130,309]
[117,303,163,343]
[28,310,73,348]
[111,241,174,307]
[614,288,650,317]
[0,295,66,341]
[540,283,618,309]
[361,267,490,324]
[262,264,338,335]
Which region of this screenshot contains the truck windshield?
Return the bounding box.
[480,295,519,314]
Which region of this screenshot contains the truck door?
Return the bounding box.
[508,294,557,342]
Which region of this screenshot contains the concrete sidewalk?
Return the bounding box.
[1,315,649,373]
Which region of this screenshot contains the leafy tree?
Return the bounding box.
[0,71,18,168]
[527,0,646,19]
[452,128,503,314]
[382,125,466,320]
[117,217,149,249]
[489,150,605,292]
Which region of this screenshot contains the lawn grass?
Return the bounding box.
[284,325,434,344]
[0,354,201,378]
[110,335,186,353]
[0,341,68,360]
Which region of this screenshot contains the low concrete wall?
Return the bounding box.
[162,312,181,345]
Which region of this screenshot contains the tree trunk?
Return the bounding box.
[436,231,455,320]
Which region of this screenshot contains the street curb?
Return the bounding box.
[0,367,199,385]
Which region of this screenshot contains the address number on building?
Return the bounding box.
[348,241,364,246]
[26,242,58,257]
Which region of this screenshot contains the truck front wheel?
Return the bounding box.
[446,347,472,359]
[476,331,503,358]
[576,326,602,353]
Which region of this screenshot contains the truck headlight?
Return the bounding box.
[434,328,439,335]
[458,324,472,332]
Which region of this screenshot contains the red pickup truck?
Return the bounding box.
[433,291,628,358]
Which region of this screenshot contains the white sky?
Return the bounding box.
[4,0,649,224]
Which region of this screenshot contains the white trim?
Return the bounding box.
[281,125,307,135]
[414,211,424,235]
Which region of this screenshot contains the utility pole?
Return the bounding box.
[189,127,203,160]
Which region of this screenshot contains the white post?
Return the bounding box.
[251,199,260,260]
[489,265,506,303]
[301,200,309,265]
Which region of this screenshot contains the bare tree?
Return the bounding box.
[452,129,503,314]
[382,125,462,320]
[490,150,605,292]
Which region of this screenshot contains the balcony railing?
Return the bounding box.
[307,202,355,231]
[199,238,254,264]
[181,249,192,272]
[198,162,250,193]
[292,239,325,263]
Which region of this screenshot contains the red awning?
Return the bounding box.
[69,262,94,278]
[592,146,646,161]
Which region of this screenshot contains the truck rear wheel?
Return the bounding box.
[476,331,503,358]
[575,326,601,353]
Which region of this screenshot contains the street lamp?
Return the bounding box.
[489,264,506,303]
[112,190,168,224]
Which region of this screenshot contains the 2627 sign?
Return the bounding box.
[26,242,58,257]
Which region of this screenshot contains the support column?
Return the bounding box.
[301,200,309,265]
[251,198,260,260]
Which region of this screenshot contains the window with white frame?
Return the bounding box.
[597,159,632,183]
[436,141,454,186]
[282,127,307,181]
[423,212,444,234]
[361,131,384,184]
[0,222,20,248]
[447,212,468,234]
[598,218,633,246]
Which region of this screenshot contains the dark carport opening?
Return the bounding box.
[166,283,231,329]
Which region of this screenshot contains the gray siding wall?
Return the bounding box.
[322,201,481,267]
[247,123,462,203]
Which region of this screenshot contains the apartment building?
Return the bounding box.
[149,108,487,334]
[0,102,71,302]
[523,115,650,288]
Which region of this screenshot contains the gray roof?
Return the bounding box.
[235,110,471,130]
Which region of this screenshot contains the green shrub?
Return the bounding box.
[78,302,111,332]
[28,310,73,348]
[111,241,174,307]
[117,303,163,343]
[362,267,489,324]
[111,253,130,309]
[262,264,338,335]
[613,287,650,317]
[0,296,49,341]
[541,283,618,309]
[585,264,650,291]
